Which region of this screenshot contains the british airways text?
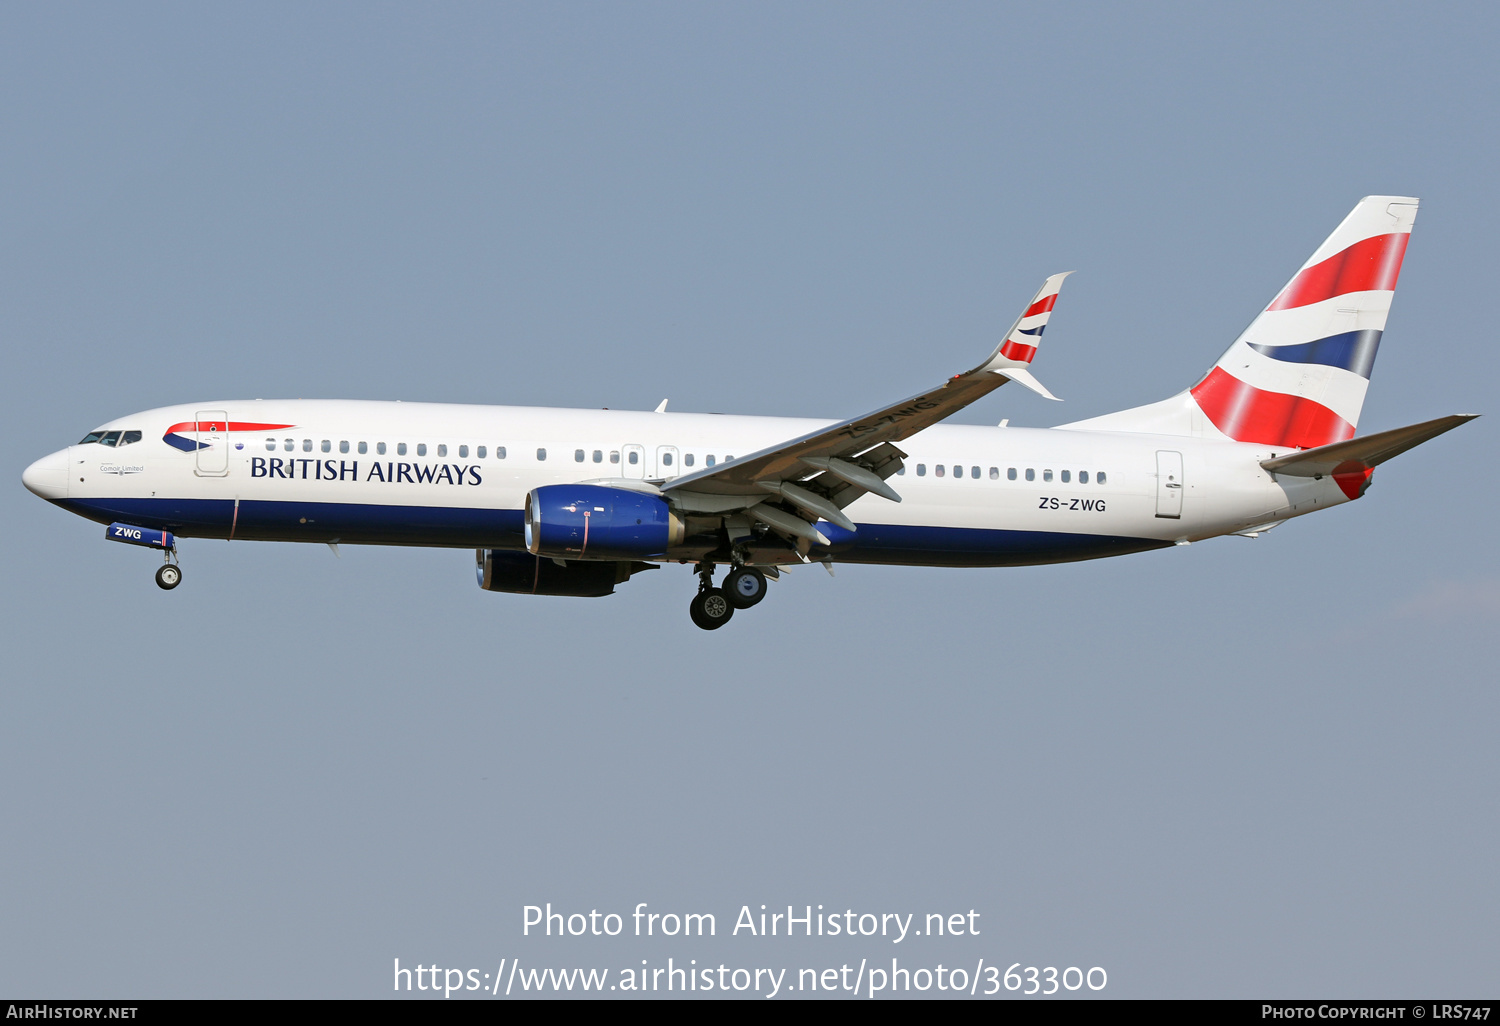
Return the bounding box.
[250,457,482,485]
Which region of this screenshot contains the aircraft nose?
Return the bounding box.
[22,449,69,500]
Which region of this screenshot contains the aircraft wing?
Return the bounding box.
[661,273,1071,546]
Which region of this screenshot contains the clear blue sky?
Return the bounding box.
[2,1,1495,998]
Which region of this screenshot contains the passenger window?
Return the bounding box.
[936,465,945,477]
[1008,467,1017,481]
[120,430,142,446]
[321,440,331,453]
[917,464,926,477]
[1097,471,1107,484]
[628,451,638,465]
[1043,469,1053,482]
[459,445,468,458]
[1079,471,1088,484]
[377,442,386,455]
[339,440,349,454]
[497,446,507,459]
[610,451,620,464]
[537,448,547,461]
[662,452,673,466]
[593,450,603,463]
[99,431,121,447]
[685,454,695,467]
[437,444,447,457]
[397,443,407,456]
[972,466,980,479]
[476,446,486,458]
[574,449,585,462]
[705,455,715,467]
[896,465,905,475]
[303,439,313,452]
[1061,470,1070,483]
[266,438,276,451]
[284,439,294,451]
[1025,468,1035,482]
[989,467,998,480]
[417,443,427,457]
[359,442,368,454]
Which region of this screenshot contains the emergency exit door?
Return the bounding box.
[622,444,645,479]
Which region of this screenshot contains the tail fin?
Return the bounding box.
[1061,197,1418,446]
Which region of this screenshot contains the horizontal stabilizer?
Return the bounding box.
[1261,414,1477,477]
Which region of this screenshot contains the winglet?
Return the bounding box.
[973,271,1072,399]
[997,365,1061,401]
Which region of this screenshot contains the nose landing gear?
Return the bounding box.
[155,562,182,590]
[154,547,182,590]
[104,523,182,590]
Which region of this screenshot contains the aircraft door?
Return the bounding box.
[1155,450,1183,519]
[195,410,230,477]
[655,445,680,479]
[622,444,645,479]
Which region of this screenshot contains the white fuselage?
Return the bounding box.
[28,398,1352,567]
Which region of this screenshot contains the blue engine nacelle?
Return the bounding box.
[525,484,684,560]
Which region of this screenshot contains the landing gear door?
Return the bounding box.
[1155,450,1183,519]
[195,410,229,477]
[622,444,645,479]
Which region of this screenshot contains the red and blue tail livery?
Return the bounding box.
[1188,196,1418,450]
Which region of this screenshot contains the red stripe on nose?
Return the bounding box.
[164,421,295,435]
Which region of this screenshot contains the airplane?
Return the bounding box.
[21,196,1475,629]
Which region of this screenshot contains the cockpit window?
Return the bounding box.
[78,432,105,444]
[97,431,122,447]
[118,430,142,446]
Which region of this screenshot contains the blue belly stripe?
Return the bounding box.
[55,497,1167,567]
[819,522,1169,566]
[56,497,527,549]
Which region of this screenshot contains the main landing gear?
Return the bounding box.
[724,566,767,608]
[687,563,769,630]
